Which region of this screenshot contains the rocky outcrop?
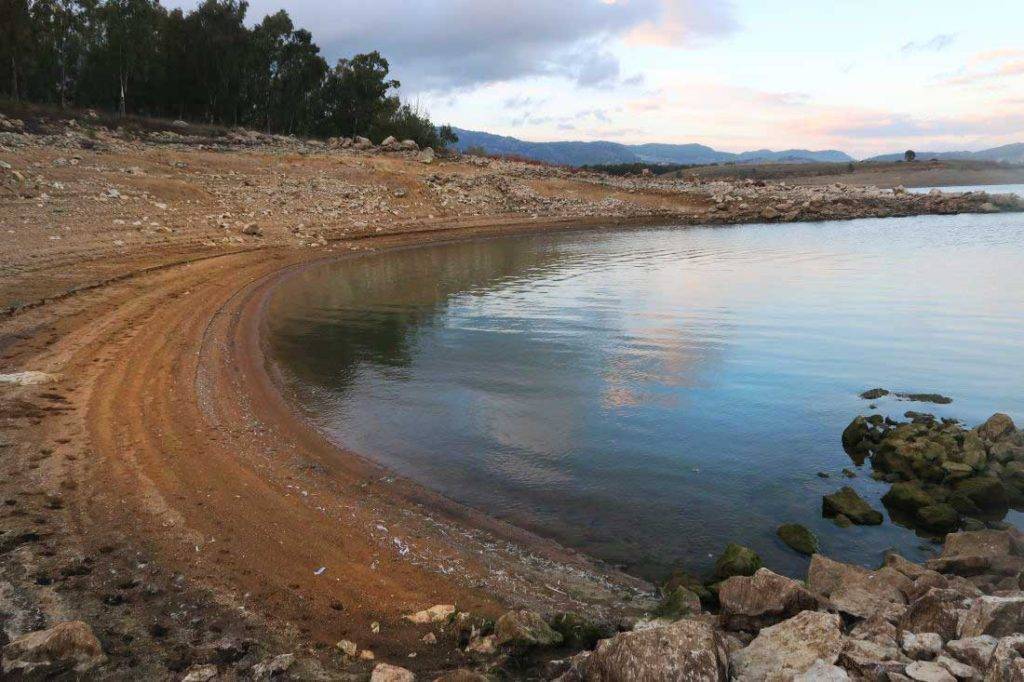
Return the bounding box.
[493,610,564,648]
[822,486,884,525]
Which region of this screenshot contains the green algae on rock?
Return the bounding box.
[713,543,763,580]
[822,486,884,525]
[777,524,820,555]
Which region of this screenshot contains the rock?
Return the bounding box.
[371,662,415,682]
[575,619,728,681]
[434,670,490,682]
[663,569,716,609]
[418,147,435,164]
[404,604,455,624]
[934,655,978,681]
[181,664,219,681]
[953,477,1008,515]
[241,222,263,236]
[899,588,968,641]
[984,635,1024,682]
[906,660,956,681]
[885,551,935,581]
[0,371,59,385]
[1,621,106,677]
[902,631,943,660]
[550,612,611,649]
[945,635,998,669]
[730,611,844,681]
[861,388,891,400]
[807,555,908,619]
[850,613,900,648]
[929,530,1021,576]
[884,482,938,513]
[979,414,1016,442]
[842,416,873,455]
[792,659,850,680]
[252,653,295,680]
[761,206,780,220]
[653,586,702,620]
[917,503,960,533]
[958,596,1024,638]
[822,486,883,525]
[493,610,563,648]
[336,639,358,657]
[833,514,853,528]
[713,543,763,580]
[718,568,820,631]
[777,523,819,555]
[839,638,905,679]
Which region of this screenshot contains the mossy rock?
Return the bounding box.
[822,486,883,525]
[915,503,960,533]
[832,514,853,528]
[652,586,701,620]
[881,482,936,512]
[549,612,611,649]
[777,523,819,556]
[662,569,716,609]
[860,388,890,400]
[713,543,762,580]
[954,477,1009,515]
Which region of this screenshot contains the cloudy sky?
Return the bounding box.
[172,0,1024,158]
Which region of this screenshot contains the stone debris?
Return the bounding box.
[1,621,107,677]
[404,603,455,624]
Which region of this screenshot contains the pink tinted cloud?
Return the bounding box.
[625,0,738,46]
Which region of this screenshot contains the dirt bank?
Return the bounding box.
[2,113,1024,678]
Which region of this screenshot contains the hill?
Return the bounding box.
[866,143,1024,165]
[450,128,853,167]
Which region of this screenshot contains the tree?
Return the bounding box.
[0,0,34,100]
[318,51,399,138]
[904,149,916,162]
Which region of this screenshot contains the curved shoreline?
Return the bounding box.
[0,220,659,676]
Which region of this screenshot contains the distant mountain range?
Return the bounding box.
[450,127,1024,168]
[864,143,1024,165]
[451,128,853,166]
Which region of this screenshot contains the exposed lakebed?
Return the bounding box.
[266,208,1024,581]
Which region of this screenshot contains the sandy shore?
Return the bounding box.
[2,115,1024,677]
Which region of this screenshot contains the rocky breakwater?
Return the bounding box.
[842,412,1024,535]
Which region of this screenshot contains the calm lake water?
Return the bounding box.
[266,208,1024,581]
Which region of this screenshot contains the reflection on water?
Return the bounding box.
[266,210,1024,581]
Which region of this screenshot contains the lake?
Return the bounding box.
[265,208,1024,581]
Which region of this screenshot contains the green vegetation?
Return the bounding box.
[0,0,455,149]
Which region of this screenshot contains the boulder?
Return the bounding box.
[838,638,906,679]
[902,631,943,660]
[899,588,969,641]
[934,655,978,681]
[860,388,891,400]
[729,611,844,681]
[986,635,1024,682]
[945,635,998,669]
[953,477,1008,516]
[1,621,106,677]
[842,416,873,456]
[928,529,1021,576]
[916,503,960,533]
[777,524,819,555]
[883,482,938,512]
[574,619,728,681]
[663,569,716,609]
[370,662,415,682]
[792,659,850,680]
[252,653,295,680]
[653,586,702,620]
[905,660,956,681]
[418,147,435,164]
[181,665,219,682]
[493,610,563,648]
[404,604,455,624]
[713,543,763,580]
[822,486,883,525]
[849,614,900,648]
[718,568,820,631]
[958,596,1024,638]
[979,414,1016,442]
[550,613,611,650]
[807,555,908,619]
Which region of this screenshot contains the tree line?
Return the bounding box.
[0,0,456,148]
